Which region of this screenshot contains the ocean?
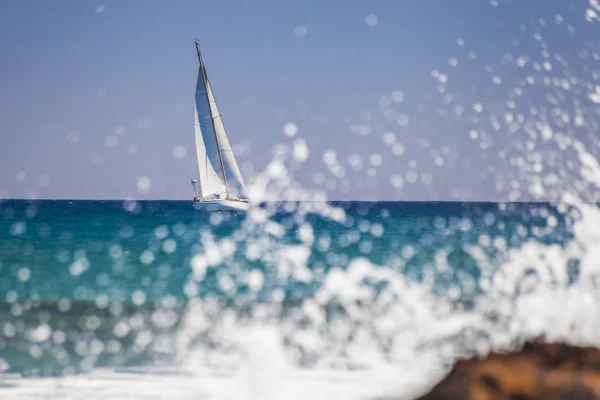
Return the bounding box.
[0,199,594,399]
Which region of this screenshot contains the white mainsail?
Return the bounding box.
[193,42,246,199]
[194,106,227,197]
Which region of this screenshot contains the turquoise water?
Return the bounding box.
[0,199,575,379]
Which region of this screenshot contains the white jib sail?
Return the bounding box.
[205,79,246,198]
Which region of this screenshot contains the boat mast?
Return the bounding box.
[195,40,229,197]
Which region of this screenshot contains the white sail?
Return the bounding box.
[194,106,227,198]
[205,79,246,197]
[194,61,229,198]
[193,42,246,199]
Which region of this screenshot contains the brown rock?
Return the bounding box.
[416,342,600,400]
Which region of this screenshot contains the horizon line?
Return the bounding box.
[0,197,583,204]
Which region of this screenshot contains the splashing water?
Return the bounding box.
[4,2,600,400]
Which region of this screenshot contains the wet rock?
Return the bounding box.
[417,342,600,400]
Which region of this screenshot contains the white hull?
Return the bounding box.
[192,199,249,212]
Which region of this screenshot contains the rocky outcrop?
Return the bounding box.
[417,342,600,400]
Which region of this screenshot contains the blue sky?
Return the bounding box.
[0,0,598,200]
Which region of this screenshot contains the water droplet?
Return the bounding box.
[517,56,528,67]
[586,8,598,21]
[105,136,119,148]
[18,267,30,282]
[57,298,71,312]
[391,91,404,103]
[266,160,286,178]
[69,258,89,276]
[365,14,378,26]
[347,154,363,171]
[391,174,404,188]
[154,225,169,239]
[293,138,309,161]
[555,14,564,24]
[140,250,154,265]
[113,321,130,338]
[406,170,418,183]
[247,270,264,291]
[172,145,187,159]
[382,132,396,145]
[294,25,307,37]
[392,143,405,155]
[132,291,146,306]
[163,239,177,254]
[369,153,383,166]
[323,149,337,165]
[397,114,410,127]
[137,176,151,193]
[10,222,26,236]
[283,122,298,137]
[27,324,51,342]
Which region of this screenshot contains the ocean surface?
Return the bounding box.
[0,199,596,399]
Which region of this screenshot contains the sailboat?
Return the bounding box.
[190,40,249,212]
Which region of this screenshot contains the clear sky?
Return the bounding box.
[0,0,598,201]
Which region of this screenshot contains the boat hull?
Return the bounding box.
[192,200,249,212]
